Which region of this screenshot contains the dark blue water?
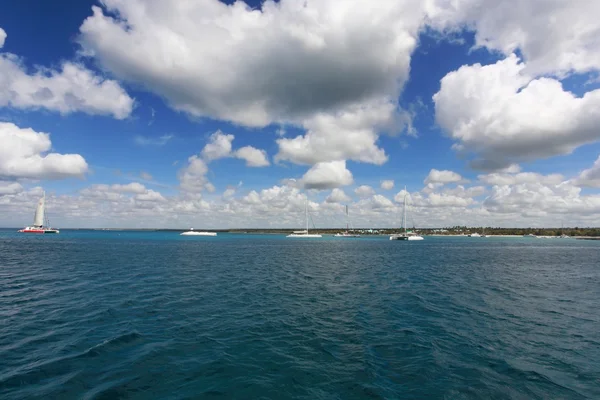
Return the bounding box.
[1,230,599,399]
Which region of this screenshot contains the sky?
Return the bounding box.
[2,0,600,229]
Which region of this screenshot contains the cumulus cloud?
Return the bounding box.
[4,169,600,229]
[483,181,591,217]
[426,0,600,76]
[77,1,431,166]
[300,161,353,190]
[369,194,395,209]
[0,122,88,180]
[135,189,167,202]
[420,192,474,208]
[178,130,270,193]
[354,185,375,198]
[573,155,600,188]
[178,156,210,193]
[326,188,352,204]
[380,180,394,190]
[434,55,600,171]
[234,146,270,167]
[0,28,132,118]
[479,171,565,186]
[424,169,466,185]
[275,102,393,165]
[201,130,234,162]
[78,0,423,126]
[200,130,269,166]
[0,181,23,196]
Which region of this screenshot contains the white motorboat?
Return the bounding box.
[180,228,217,236]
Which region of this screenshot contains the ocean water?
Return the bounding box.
[0,230,599,399]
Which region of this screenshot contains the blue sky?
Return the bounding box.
[1,0,600,228]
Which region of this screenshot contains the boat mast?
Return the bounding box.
[403,186,407,234]
[305,194,309,234]
[346,205,349,231]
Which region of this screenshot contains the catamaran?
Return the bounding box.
[19,192,59,234]
[287,195,322,238]
[180,228,217,236]
[334,205,360,237]
[389,187,423,241]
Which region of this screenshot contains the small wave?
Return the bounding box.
[0,332,143,392]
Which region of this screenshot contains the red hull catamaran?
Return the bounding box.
[18,192,59,234]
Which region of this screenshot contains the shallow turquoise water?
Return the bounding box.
[0,230,599,399]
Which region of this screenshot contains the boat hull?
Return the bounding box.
[389,234,423,241]
[19,228,59,234]
[180,231,217,236]
[286,234,322,238]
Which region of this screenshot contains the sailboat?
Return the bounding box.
[389,187,423,241]
[559,222,570,238]
[19,192,59,234]
[287,195,322,238]
[334,205,360,237]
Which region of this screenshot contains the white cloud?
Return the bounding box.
[4,171,600,229]
[421,192,474,208]
[369,194,395,209]
[394,188,413,204]
[0,181,22,196]
[78,0,424,127]
[0,28,6,49]
[178,155,209,193]
[0,39,132,118]
[201,130,234,162]
[275,102,393,165]
[178,130,270,193]
[135,189,166,202]
[78,1,431,166]
[109,183,147,194]
[0,122,88,180]
[424,169,466,185]
[134,134,173,146]
[234,146,270,167]
[482,181,597,218]
[199,130,269,167]
[434,55,600,171]
[354,185,375,198]
[479,172,565,186]
[326,188,352,204]
[223,186,237,199]
[204,183,216,193]
[426,0,600,77]
[380,180,394,190]
[300,160,353,190]
[574,155,600,188]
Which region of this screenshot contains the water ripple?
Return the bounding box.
[1,231,599,399]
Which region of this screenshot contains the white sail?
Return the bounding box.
[33,193,45,227]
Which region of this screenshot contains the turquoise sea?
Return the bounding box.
[0,230,599,399]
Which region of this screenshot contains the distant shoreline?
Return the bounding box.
[2,227,599,239]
